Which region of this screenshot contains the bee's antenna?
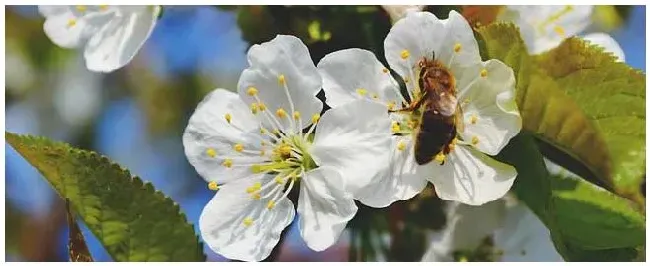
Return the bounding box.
[431,50,436,60]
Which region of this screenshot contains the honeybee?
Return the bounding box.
[394,52,464,165]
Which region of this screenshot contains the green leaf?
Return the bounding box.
[477,22,614,192]
[535,38,646,205]
[5,132,205,262]
[497,133,644,261]
[551,175,645,250]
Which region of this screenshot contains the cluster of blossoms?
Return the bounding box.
[38,5,625,262]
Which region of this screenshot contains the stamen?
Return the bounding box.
[266,200,276,209]
[356,88,368,96]
[67,19,77,28]
[311,114,320,124]
[208,181,219,191]
[471,136,480,145]
[258,102,267,111]
[260,128,268,134]
[469,115,478,124]
[454,43,462,53]
[251,192,261,200]
[99,5,109,11]
[293,111,301,120]
[553,25,566,37]
[480,69,488,78]
[247,86,258,96]
[242,217,253,227]
[387,101,396,111]
[276,108,287,118]
[278,74,286,85]
[382,68,389,74]
[224,113,232,123]
[233,143,244,153]
[434,153,446,163]
[250,103,259,114]
[400,49,410,60]
[391,121,401,133]
[371,93,379,100]
[206,148,217,158]
[75,5,87,12]
[397,140,407,151]
[222,158,233,168]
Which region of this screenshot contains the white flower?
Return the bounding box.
[497,5,625,60]
[382,5,425,23]
[183,35,391,261]
[317,11,521,207]
[38,5,161,72]
[421,197,563,262]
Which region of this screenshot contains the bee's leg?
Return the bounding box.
[389,91,428,113]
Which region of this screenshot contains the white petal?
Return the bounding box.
[310,100,392,195]
[297,167,357,251]
[439,11,481,69]
[503,5,593,54]
[83,6,160,72]
[384,11,446,79]
[41,7,88,48]
[427,145,517,205]
[355,135,429,208]
[200,175,295,261]
[238,35,323,132]
[317,48,401,108]
[422,200,506,261]
[459,60,521,156]
[382,5,425,23]
[183,89,266,184]
[582,32,625,62]
[494,201,564,261]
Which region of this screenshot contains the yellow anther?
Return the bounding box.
[293,111,301,120]
[247,86,258,96]
[276,108,287,118]
[278,74,286,85]
[250,103,259,114]
[233,143,244,152]
[404,77,410,83]
[99,5,109,11]
[454,43,462,53]
[242,217,254,227]
[471,136,480,145]
[553,25,566,37]
[206,148,217,158]
[261,141,267,146]
[275,176,285,184]
[448,138,458,152]
[258,102,267,111]
[224,113,232,123]
[357,88,368,96]
[272,129,281,135]
[222,158,233,168]
[371,93,379,100]
[391,121,401,133]
[260,149,266,156]
[278,144,292,157]
[469,114,478,124]
[208,181,219,191]
[253,182,262,189]
[480,69,488,78]
[382,68,389,73]
[67,19,77,28]
[397,141,407,151]
[251,193,261,200]
[434,153,446,163]
[387,101,396,111]
[459,256,469,262]
[267,200,276,209]
[75,5,87,12]
[400,49,410,60]
[311,114,320,124]
[260,128,268,134]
